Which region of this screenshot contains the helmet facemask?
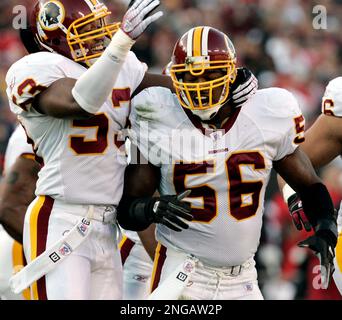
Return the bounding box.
[67,5,120,66]
[170,57,237,119]
[36,1,120,67]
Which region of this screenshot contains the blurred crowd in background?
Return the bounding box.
[0,0,341,299]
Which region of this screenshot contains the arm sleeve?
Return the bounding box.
[124,51,148,94]
[273,90,305,161]
[321,77,342,117]
[128,89,165,167]
[4,125,35,174]
[5,53,66,115]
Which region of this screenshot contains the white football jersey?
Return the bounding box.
[6,51,146,205]
[321,77,342,117]
[130,87,304,267]
[3,125,34,175]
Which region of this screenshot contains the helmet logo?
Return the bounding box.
[39,1,65,31]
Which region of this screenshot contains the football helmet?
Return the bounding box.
[170,26,237,120]
[30,0,120,66]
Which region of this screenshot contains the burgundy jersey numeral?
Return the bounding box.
[70,88,130,155]
[293,115,305,144]
[174,161,217,223]
[70,113,109,155]
[173,151,265,223]
[226,152,265,220]
[12,78,47,111]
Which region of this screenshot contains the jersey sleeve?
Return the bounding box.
[122,51,148,96]
[129,87,174,167]
[5,53,68,115]
[321,77,342,117]
[264,88,305,161]
[3,125,34,174]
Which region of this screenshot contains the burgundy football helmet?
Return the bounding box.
[29,0,120,66]
[170,26,237,119]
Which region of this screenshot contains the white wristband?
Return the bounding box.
[104,28,135,61]
[282,184,296,203]
[72,29,135,114]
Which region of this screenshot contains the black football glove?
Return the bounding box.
[229,67,258,108]
[150,190,193,232]
[287,193,312,231]
[298,218,338,289]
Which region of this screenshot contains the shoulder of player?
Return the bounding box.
[243,87,300,118]
[8,52,69,70]
[325,76,342,91]
[6,52,73,81]
[8,125,26,143]
[131,86,176,120]
[322,77,342,117]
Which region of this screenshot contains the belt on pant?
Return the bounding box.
[52,199,117,224]
[199,257,254,277]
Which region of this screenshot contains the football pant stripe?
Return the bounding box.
[119,236,135,266]
[150,243,167,293]
[336,232,342,273]
[29,195,54,300]
[12,241,31,300]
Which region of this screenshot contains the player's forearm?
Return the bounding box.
[0,205,25,243]
[72,29,135,114]
[117,195,155,232]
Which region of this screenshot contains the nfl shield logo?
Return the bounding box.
[58,242,72,256]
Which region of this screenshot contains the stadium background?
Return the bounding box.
[0,0,341,299]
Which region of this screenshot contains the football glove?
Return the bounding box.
[287,193,312,231]
[298,218,338,289]
[150,190,193,232]
[121,0,163,40]
[230,67,258,108]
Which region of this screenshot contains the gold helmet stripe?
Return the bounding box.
[192,26,204,57]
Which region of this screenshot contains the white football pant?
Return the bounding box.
[23,196,122,300]
[120,236,153,300]
[150,244,263,300]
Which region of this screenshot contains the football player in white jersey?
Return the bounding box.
[5,0,257,300]
[119,60,259,300]
[279,77,342,296]
[5,0,168,300]
[0,125,39,300]
[116,26,338,300]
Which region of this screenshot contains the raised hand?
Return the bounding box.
[121,0,163,40]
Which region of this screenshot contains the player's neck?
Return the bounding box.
[202,102,233,129]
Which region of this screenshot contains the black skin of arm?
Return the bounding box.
[0,156,40,243]
[273,146,322,193]
[32,73,172,118]
[117,162,160,231]
[274,147,336,229]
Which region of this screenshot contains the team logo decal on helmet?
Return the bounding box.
[39,1,65,31]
